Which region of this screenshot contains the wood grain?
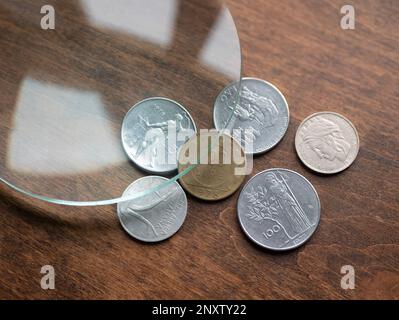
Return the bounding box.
[0,0,398,299]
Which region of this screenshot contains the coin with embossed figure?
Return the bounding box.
[237,168,320,251]
[178,132,247,201]
[117,176,188,242]
[213,78,289,155]
[122,97,197,174]
[295,112,359,174]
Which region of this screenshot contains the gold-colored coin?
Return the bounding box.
[178,132,247,201]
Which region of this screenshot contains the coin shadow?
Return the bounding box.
[117,229,174,246]
[181,173,248,206]
[116,214,187,247]
[126,158,180,178]
[241,226,320,256]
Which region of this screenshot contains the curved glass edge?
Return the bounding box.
[0,165,196,206]
[0,3,243,207]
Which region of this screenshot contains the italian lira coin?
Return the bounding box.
[295,112,359,174]
[213,78,289,154]
[117,176,188,242]
[178,131,247,201]
[122,97,197,174]
[237,168,320,251]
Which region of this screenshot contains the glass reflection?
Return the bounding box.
[199,8,241,79]
[81,0,178,48]
[9,78,126,175]
[0,0,241,204]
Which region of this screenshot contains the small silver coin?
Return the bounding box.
[122,97,197,174]
[237,168,320,251]
[117,176,188,242]
[295,112,360,174]
[213,78,289,154]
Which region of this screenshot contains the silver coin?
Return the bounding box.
[213,78,289,154]
[237,168,320,251]
[295,112,359,174]
[117,176,188,242]
[122,97,197,174]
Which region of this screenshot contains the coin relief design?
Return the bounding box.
[117,176,188,242]
[238,169,320,251]
[213,78,289,154]
[178,132,247,201]
[122,97,197,174]
[295,112,359,174]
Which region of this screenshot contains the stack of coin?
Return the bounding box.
[118,77,359,249]
[213,78,359,250]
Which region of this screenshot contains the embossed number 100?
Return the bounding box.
[262,225,281,239]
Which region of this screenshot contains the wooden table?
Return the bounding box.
[0,0,398,299]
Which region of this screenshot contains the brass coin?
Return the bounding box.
[178,132,247,201]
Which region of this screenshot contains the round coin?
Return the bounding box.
[295,112,359,174]
[237,168,320,251]
[122,97,197,174]
[117,176,188,242]
[213,78,289,154]
[178,131,247,201]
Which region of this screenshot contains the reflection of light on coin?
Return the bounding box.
[178,132,246,201]
[214,78,290,154]
[121,97,197,174]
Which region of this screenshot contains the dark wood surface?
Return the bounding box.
[0,0,398,299]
